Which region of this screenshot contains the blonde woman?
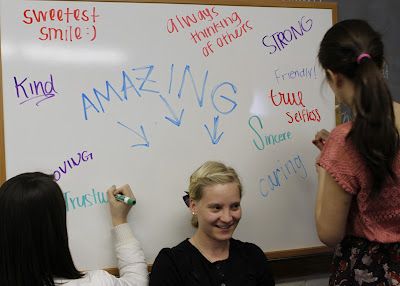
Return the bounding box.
[150,161,275,286]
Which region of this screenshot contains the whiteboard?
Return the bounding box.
[0,0,336,270]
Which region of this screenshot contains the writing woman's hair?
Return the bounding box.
[188,161,242,227]
[0,172,83,286]
[318,19,399,194]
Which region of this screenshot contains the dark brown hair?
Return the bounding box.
[318,19,399,194]
[0,172,83,286]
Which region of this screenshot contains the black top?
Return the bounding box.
[149,238,275,286]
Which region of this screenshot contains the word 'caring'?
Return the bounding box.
[259,154,308,197]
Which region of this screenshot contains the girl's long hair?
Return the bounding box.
[0,172,83,286]
[318,19,399,195]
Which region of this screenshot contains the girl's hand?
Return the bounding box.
[107,184,135,226]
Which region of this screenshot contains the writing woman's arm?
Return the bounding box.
[315,167,353,247]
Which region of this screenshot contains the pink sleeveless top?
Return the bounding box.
[318,122,400,243]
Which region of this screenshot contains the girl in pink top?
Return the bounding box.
[314,19,400,285]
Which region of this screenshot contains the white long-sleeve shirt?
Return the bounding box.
[55,223,148,286]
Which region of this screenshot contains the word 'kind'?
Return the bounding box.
[13,74,57,106]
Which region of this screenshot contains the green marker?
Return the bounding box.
[115,194,136,206]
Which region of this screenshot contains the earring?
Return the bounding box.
[192,212,196,215]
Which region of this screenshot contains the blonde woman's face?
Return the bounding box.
[191,182,241,242]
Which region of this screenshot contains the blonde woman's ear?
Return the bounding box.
[189,199,197,213]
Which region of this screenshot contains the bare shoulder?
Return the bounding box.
[393,101,400,130]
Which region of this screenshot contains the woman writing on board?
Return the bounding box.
[149,161,275,286]
[0,172,148,286]
[314,19,400,284]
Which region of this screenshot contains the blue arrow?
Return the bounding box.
[204,116,224,144]
[117,121,150,148]
[159,94,184,127]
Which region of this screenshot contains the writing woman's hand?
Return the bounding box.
[313,129,330,151]
[107,184,135,226]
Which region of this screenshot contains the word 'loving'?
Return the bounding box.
[166,6,253,57]
[53,150,94,181]
[268,89,321,124]
[13,74,57,106]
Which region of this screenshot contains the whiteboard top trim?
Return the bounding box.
[44,0,338,10]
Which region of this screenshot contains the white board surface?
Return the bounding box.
[1,0,335,270]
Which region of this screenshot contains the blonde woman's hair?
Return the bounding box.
[189,161,242,227]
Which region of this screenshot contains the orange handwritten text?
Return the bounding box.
[267,88,321,124]
[269,89,305,108]
[22,7,100,42]
[166,6,253,58]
